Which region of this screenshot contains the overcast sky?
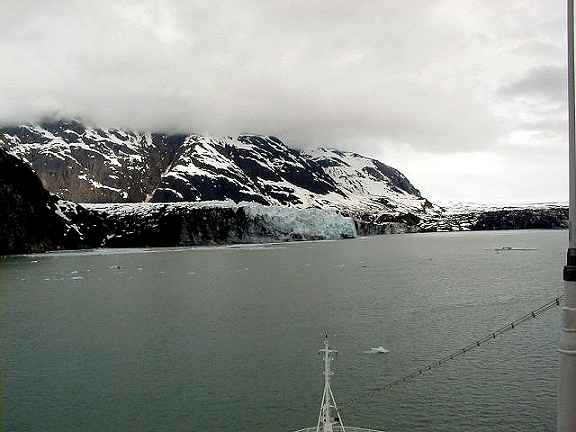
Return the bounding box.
[0,0,569,204]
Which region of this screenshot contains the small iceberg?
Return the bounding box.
[364,346,390,354]
[486,246,537,251]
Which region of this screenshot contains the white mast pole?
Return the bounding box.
[321,334,334,432]
[559,0,576,430]
[316,333,346,432]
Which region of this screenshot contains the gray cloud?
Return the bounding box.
[498,65,566,102]
[0,0,502,154]
[0,0,570,202]
[496,64,567,156]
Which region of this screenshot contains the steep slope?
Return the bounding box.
[151,135,337,205]
[1,120,437,220]
[0,120,187,203]
[0,148,81,254]
[305,148,435,217]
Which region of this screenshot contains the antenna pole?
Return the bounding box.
[323,336,332,432]
[316,333,334,432]
[316,333,346,432]
[560,1,576,430]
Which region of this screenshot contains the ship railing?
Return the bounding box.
[292,427,386,432]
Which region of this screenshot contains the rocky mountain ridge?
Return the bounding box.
[0,146,359,254]
[0,120,569,255]
[0,142,568,255]
[0,120,438,223]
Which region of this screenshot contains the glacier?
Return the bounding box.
[81,201,357,247]
[241,204,356,242]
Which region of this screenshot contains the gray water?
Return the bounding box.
[0,230,566,432]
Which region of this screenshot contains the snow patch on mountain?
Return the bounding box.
[1,120,440,221]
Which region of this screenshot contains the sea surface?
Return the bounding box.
[0,230,566,432]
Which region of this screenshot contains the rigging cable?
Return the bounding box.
[343,294,565,409]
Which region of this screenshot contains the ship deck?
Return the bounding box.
[292,427,386,432]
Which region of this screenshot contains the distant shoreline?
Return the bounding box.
[2,226,568,259]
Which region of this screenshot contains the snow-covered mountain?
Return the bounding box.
[0,120,184,203]
[0,120,437,220]
[0,129,568,255]
[0,143,359,255]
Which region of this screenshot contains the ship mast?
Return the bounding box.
[316,333,346,432]
[560,1,576,431]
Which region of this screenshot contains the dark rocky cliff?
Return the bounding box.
[78,203,356,248]
[419,206,568,232]
[0,149,80,254]
[472,208,568,230]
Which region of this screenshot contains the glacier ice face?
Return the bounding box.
[241,204,356,242]
[80,201,357,247]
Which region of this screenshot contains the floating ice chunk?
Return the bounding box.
[364,346,390,354]
[486,246,538,251]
